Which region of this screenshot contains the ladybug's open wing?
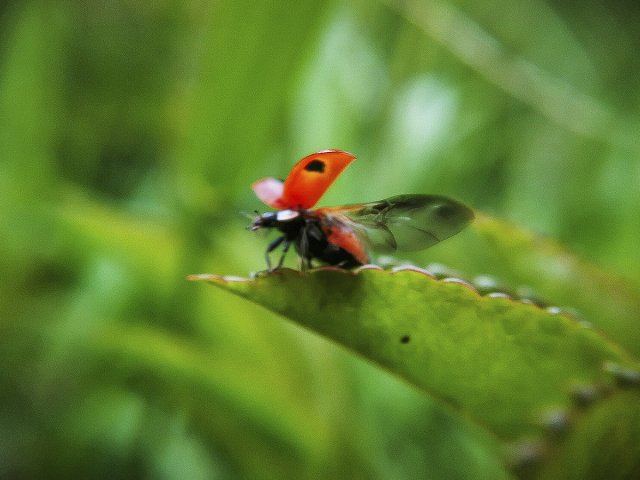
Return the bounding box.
[317,194,474,254]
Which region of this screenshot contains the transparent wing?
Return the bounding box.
[316,194,474,252]
[252,177,284,209]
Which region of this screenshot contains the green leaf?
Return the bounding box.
[190,264,640,476]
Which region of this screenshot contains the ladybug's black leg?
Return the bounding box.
[265,236,285,271]
[298,224,311,270]
[275,239,291,269]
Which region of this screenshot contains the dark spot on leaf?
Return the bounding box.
[304,159,325,173]
[400,335,411,344]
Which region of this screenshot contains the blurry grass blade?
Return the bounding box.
[383,0,612,138]
[0,3,65,199]
[175,1,336,201]
[91,323,331,479]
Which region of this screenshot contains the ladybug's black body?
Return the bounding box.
[250,210,360,270]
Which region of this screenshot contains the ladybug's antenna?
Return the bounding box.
[240,210,260,220]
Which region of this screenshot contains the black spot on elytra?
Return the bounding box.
[304,159,325,173]
[400,335,411,344]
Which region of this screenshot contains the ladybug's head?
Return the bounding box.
[249,212,277,231]
[249,210,301,231]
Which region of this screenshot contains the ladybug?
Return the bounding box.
[250,150,473,270]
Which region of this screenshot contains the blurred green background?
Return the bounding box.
[1,1,638,478]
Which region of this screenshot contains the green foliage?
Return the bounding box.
[1,0,639,479]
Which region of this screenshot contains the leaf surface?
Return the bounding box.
[190,266,639,444]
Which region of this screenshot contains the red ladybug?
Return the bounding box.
[250,150,473,270]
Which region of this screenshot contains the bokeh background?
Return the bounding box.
[1,1,639,478]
